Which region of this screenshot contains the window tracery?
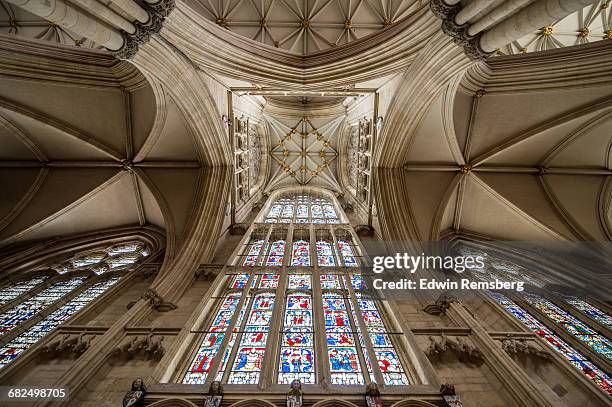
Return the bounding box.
[183,191,410,388]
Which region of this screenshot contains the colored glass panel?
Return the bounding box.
[288,275,312,290]
[0,276,48,306]
[0,277,86,336]
[291,240,311,267]
[317,241,336,267]
[564,297,612,329]
[0,277,120,369]
[489,292,611,395]
[522,293,612,361]
[258,274,279,289]
[338,240,358,267]
[279,293,315,384]
[266,240,285,266]
[320,274,341,290]
[183,293,243,384]
[228,293,275,384]
[243,240,264,266]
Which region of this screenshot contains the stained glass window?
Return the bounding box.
[323,292,364,385]
[563,297,612,329]
[0,277,121,369]
[184,291,244,384]
[185,193,409,387]
[291,240,311,267]
[349,277,409,385]
[522,293,612,361]
[264,194,340,223]
[228,293,276,384]
[279,292,315,384]
[317,240,336,267]
[243,239,264,266]
[0,276,48,306]
[0,277,86,336]
[266,240,286,266]
[489,292,612,395]
[338,240,358,267]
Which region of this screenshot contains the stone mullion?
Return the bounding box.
[259,232,291,388]
[204,271,257,385]
[345,272,386,387]
[507,292,612,376]
[311,223,329,386]
[0,272,97,347]
[0,272,58,315]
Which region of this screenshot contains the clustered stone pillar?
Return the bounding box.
[4,0,124,50]
[479,0,599,53]
[432,0,599,60]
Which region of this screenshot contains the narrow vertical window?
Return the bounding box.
[279,291,315,384]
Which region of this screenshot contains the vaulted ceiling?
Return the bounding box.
[380,47,612,243]
[189,0,420,54]
[0,45,204,251]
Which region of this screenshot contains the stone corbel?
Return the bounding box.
[111,332,166,359]
[42,332,96,357]
[426,333,484,364]
[423,292,458,316]
[112,0,176,59]
[128,288,177,312]
[499,335,551,360]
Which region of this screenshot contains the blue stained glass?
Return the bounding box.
[350,274,367,290]
[297,204,308,218]
[258,274,279,289]
[489,292,611,395]
[317,241,336,267]
[0,277,86,336]
[0,278,120,369]
[291,240,311,267]
[564,297,612,329]
[230,274,249,289]
[522,293,612,361]
[228,293,276,384]
[329,347,361,372]
[183,293,243,384]
[323,205,338,219]
[279,292,315,384]
[243,240,263,266]
[288,275,312,290]
[0,276,48,306]
[266,240,285,266]
[267,204,282,219]
[312,205,324,218]
[320,274,341,289]
[338,240,358,267]
[282,204,294,219]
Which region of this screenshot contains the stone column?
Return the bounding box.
[105,0,150,24]
[467,0,533,36]
[479,0,598,53]
[455,0,504,26]
[4,0,124,50]
[70,0,136,34]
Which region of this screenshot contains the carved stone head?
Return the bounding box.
[131,378,145,392]
[365,382,380,396]
[208,380,224,396]
[289,379,302,393]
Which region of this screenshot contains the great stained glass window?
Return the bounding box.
[489,292,612,395]
[0,276,48,306]
[563,297,612,329]
[185,193,409,387]
[522,293,612,361]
